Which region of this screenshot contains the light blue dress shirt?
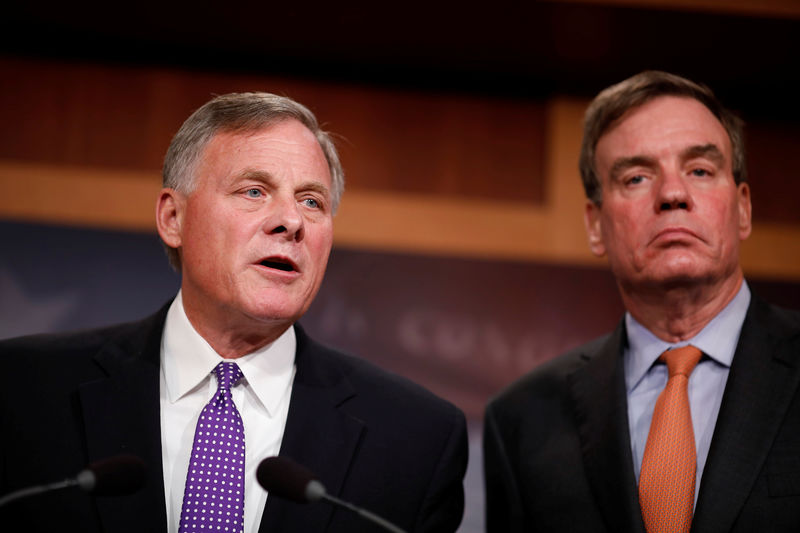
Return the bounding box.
[625,281,750,507]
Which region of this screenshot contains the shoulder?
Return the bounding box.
[1,320,136,355]
[745,292,800,340]
[291,327,467,531]
[294,323,465,430]
[0,304,169,370]
[487,331,613,418]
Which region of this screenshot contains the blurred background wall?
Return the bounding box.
[1,1,799,531]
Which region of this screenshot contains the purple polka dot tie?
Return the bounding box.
[179,362,246,533]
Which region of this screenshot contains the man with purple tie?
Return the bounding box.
[1,92,467,532]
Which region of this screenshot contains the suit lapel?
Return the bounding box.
[79,306,170,533]
[259,325,365,533]
[568,323,646,533]
[693,296,800,532]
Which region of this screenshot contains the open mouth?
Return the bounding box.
[260,257,297,272]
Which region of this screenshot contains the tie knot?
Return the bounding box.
[660,345,702,378]
[213,361,244,390]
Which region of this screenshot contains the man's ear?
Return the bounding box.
[737,182,752,241]
[156,188,184,249]
[584,200,607,257]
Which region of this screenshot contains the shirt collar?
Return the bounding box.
[624,281,750,393]
[161,291,296,417]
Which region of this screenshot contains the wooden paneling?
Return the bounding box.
[0,58,799,281]
[0,60,167,168]
[313,89,547,200]
[0,57,546,203]
[746,120,800,224]
[552,0,800,18]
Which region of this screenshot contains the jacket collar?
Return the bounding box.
[258,323,365,533]
[79,302,171,533]
[568,321,647,533]
[692,294,800,531]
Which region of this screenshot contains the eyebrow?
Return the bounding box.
[237,168,275,183]
[680,143,725,166]
[298,181,331,199]
[607,143,727,182]
[609,155,657,182]
[237,168,331,199]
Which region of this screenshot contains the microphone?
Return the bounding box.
[0,454,147,508]
[256,456,407,533]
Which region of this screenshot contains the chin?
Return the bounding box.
[644,250,709,277]
[234,296,300,324]
[642,266,720,289]
[250,304,305,323]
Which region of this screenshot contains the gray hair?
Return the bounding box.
[161,92,345,270]
[579,70,746,205]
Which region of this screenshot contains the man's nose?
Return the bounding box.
[655,169,692,212]
[265,196,304,241]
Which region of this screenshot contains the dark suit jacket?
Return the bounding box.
[0,303,467,532]
[484,293,800,532]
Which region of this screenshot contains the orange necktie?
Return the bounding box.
[639,345,703,533]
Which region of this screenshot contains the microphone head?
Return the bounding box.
[256,456,326,503]
[76,454,147,496]
[304,480,326,502]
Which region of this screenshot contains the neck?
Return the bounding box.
[195,324,288,359]
[620,271,744,343]
[181,298,291,359]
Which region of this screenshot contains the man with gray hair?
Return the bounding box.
[484,71,800,532]
[0,92,467,532]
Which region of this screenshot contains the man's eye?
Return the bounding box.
[245,189,262,198]
[691,168,710,177]
[627,175,645,185]
[302,198,320,209]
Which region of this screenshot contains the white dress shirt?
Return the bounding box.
[160,291,296,533]
[625,281,750,507]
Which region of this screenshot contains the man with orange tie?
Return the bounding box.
[484,71,800,532]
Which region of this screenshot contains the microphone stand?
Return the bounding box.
[320,492,407,533]
[0,478,79,507]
